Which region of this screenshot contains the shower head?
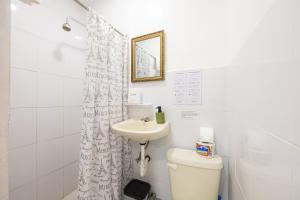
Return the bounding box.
[62,20,71,32]
[62,16,85,32]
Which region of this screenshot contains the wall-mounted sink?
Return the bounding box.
[112,119,170,143]
[112,118,170,176]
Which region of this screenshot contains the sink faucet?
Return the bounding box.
[141,117,151,122]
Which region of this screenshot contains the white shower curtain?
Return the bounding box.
[78,10,132,200]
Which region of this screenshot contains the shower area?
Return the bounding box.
[9,0,130,200]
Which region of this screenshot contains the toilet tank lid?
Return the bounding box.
[167,148,223,170]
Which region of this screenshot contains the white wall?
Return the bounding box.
[91,1,229,199]
[92,0,300,200]
[0,1,10,200]
[226,0,300,199]
[9,0,85,199]
[91,0,228,71]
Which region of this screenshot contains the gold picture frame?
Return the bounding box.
[131,30,164,82]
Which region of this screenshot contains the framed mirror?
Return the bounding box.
[131,30,164,82]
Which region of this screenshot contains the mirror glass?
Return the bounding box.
[131,31,164,82]
[136,37,160,78]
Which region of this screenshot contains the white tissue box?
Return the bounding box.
[199,127,214,143]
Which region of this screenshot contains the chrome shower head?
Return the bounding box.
[62,21,71,32]
[62,16,85,32]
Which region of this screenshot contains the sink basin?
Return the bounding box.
[112,119,170,143]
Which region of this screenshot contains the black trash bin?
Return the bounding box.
[124,179,151,200]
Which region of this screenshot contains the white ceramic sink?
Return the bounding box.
[112,119,170,143]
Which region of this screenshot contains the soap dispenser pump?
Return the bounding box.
[155,106,165,124]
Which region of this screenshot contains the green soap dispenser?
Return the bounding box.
[155,106,165,124]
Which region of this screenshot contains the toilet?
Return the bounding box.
[167,148,223,200]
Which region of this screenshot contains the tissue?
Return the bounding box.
[196,127,215,157]
[199,127,214,143]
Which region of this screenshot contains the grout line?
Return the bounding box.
[37,161,79,183]
[8,133,79,151]
[64,132,81,137]
[35,107,38,200]
[234,160,248,200]
[11,105,82,109]
[11,106,64,109]
[11,26,86,51]
[62,77,66,198]
[11,66,84,81]
[11,67,37,73]
[10,161,79,194]
[35,64,39,200]
[8,142,37,151]
[9,179,36,193]
[266,131,300,151]
[36,135,65,144]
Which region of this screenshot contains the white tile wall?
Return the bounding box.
[37,108,63,141]
[64,107,82,136]
[37,139,63,177]
[63,162,79,196]
[9,182,37,200]
[9,0,85,198]
[9,145,36,189]
[63,78,83,106]
[9,108,37,149]
[226,1,300,200]
[11,28,38,70]
[37,73,63,107]
[63,134,80,165]
[10,69,37,108]
[61,47,85,79]
[37,40,65,76]
[37,169,63,200]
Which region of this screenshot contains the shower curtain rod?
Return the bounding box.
[73,0,126,37]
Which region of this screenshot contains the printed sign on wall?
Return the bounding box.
[173,70,202,105]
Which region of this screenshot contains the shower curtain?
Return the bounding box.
[78,10,132,200]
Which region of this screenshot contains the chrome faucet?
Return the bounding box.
[140,117,151,122]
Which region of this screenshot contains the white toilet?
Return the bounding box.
[167,148,223,200]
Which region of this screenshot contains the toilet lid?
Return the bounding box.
[167,148,223,170]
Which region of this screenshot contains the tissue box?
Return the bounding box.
[199,127,214,143]
[196,141,215,157]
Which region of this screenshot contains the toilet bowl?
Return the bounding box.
[167,148,223,200]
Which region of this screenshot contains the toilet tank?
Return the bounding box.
[167,148,223,200]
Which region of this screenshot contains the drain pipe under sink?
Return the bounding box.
[139,142,151,177]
